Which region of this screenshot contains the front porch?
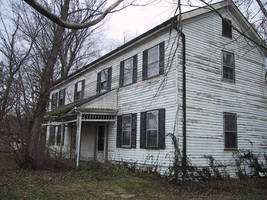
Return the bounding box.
[43,90,117,168]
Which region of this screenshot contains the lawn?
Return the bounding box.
[0,152,267,200]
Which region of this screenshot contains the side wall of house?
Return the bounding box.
[183,9,267,169]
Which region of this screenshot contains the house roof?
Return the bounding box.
[52,0,267,90]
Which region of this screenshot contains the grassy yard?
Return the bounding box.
[0,153,267,200]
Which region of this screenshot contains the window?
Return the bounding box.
[140,108,165,149]
[224,112,237,149]
[120,55,137,87]
[143,42,164,80]
[74,80,85,101]
[58,89,65,107]
[222,51,235,81]
[49,125,64,146]
[97,67,112,93]
[146,110,158,147]
[117,113,137,148]
[122,115,132,146]
[51,92,58,110]
[222,18,232,38]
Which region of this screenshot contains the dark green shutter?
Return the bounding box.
[131,113,137,148]
[117,115,122,148]
[107,67,112,91]
[158,108,165,149]
[133,55,137,83]
[140,112,146,148]
[81,80,85,99]
[142,50,148,80]
[159,42,165,75]
[62,89,65,106]
[74,82,78,101]
[119,61,124,87]
[96,72,101,93]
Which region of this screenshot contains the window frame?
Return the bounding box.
[58,89,65,107]
[146,110,159,148]
[121,114,132,147]
[123,57,134,86]
[222,50,235,82]
[51,92,58,110]
[74,80,85,101]
[223,112,237,150]
[147,45,160,78]
[100,68,109,92]
[222,18,232,39]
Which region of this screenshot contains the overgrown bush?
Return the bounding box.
[234,150,267,178]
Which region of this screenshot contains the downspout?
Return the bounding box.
[173,24,187,178]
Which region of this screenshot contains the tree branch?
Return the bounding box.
[23,0,124,29]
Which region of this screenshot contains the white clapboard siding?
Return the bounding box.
[47,4,267,173]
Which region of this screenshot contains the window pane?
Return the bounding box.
[225,114,236,131]
[223,52,234,67]
[77,81,82,92]
[101,69,108,82]
[123,58,133,85]
[147,111,158,129]
[122,131,131,146]
[147,130,157,147]
[148,46,159,64]
[122,115,131,146]
[147,62,159,77]
[223,66,234,80]
[225,132,237,148]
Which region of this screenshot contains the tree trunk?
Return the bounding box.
[26,0,70,169]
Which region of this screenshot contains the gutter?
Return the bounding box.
[173,23,187,178]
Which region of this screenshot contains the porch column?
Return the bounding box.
[76,112,82,169]
[46,125,50,145]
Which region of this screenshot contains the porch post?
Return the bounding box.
[46,124,50,145]
[76,112,82,169]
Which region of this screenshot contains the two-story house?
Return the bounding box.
[43,0,267,173]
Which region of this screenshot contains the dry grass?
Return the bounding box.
[0,152,267,200]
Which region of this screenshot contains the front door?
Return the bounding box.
[96,126,105,162]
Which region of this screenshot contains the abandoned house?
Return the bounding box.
[43,0,267,173]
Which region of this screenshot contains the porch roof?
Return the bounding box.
[43,89,117,124]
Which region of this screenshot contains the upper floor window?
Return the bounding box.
[222,18,232,39]
[140,108,165,149]
[224,112,237,150]
[117,113,137,148]
[58,89,65,107]
[51,92,58,110]
[119,55,137,87]
[222,51,235,82]
[74,80,85,101]
[97,67,112,93]
[143,42,165,80]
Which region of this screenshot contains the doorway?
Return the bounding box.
[96,126,106,162]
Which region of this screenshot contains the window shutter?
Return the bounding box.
[131,113,137,148]
[133,54,137,83]
[81,80,85,98]
[74,82,78,101]
[55,93,58,109]
[158,108,165,149]
[96,72,101,93]
[119,61,124,87]
[62,89,65,106]
[142,50,148,80]
[107,67,112,91]
[117,115,122,148]
[140,112,147,148]
[159,42,165,75]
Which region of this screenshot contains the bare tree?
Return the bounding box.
[0,0,133,169]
